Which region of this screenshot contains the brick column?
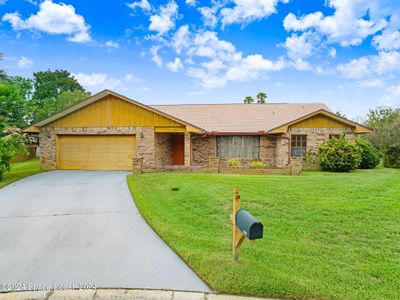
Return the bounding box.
[136,127,155,167]
[132,158,143,174]
[208,157,220,173]
[184,132,191,166]
[290,157,302,175]
[39,128,57,169]
[276,135,290,168]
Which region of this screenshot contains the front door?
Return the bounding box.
[171,134,184,165]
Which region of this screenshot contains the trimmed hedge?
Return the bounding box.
[356,138,381,169]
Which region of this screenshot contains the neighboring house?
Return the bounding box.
[24,90,371,171]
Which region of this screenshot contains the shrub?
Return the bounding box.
[383,144,400,168]
[0,125,27,180]
[302,149,318,165]
[227,159,240,167]
[356,138,381,169]
[318,136,361,172]
[249,161,266,168]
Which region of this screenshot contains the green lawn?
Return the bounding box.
[128,169,400,300]
[0,158,46,189]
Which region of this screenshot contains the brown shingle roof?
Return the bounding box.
[151,103,330,133]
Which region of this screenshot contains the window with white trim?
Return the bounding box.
[217,136,260,158]
[291,135,307,157]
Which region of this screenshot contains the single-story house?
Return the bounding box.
[24,90,371,171]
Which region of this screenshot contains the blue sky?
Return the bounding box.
[1,0,400,119]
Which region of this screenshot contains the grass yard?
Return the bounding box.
[128,169,400,300]
[0,158,46,189]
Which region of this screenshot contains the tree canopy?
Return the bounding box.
[29,70,89,122]
[32,70,85,104]
[31,90,90,122]
[0,81,30,128]
[364,106,400,168]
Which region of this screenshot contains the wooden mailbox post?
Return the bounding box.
[230,186,263,261]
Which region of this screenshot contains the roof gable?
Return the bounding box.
[24,90,203,133]
[269,110,372,133]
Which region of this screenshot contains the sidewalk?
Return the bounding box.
[0,289,271,300]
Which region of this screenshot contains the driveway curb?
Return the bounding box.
[0,288,272,300]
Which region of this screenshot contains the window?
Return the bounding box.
[291,135,307,157]
[217,136,260,158]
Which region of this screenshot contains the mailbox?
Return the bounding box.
[235,209,263,240]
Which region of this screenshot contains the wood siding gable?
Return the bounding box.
[48,95,184,128]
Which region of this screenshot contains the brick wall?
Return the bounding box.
[192,136,216,166]
[260,136,277,166]
[154,133,172,166]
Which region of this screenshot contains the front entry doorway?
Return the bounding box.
[171,134,184,165]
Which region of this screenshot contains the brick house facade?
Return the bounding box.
[25,90,371,171]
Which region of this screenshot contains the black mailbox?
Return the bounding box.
[235,209,263,240]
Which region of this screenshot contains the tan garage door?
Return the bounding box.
[57,135,136,170]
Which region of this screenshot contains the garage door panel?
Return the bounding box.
[58,135,136,170]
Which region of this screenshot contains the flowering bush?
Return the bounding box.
[227,159,240,167]
[318,136,361,172]
[249,161,266,168]
[0,125,27,180]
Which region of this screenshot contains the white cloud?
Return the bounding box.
[2,0,91,43]
[172,25,190,54]
[186,0,196,6]
[124,73,142,83]
[169,29,286,88]
[198,6,219,28]
[167,57,184,72]
[0,0,8,5]
[17,56,33,68]
[104,40,120,49]
[149,1,179,35]
[221,0,289,27]
[338,51,400,79]
[127,0,151,11]
[150,45,163,67]
[329,48,337,58]
[104,40,120,51]
[337,56,370,79]
[380,83,400,106]
[373,30,400,51]
[283,1,388,47]
[72,73,122,91]
[372,10,400,51]
[283,32,317,61]
[358,79,385,88]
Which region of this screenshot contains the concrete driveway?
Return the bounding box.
[0,171,210,292]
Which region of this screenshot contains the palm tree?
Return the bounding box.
[257,92,267,104]
[243,96,254,104]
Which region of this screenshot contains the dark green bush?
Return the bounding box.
[356,138,381,169]
[318,136,361,172]
[383,145,400,168]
